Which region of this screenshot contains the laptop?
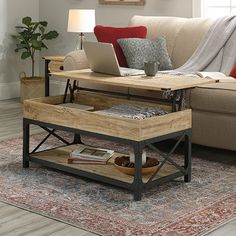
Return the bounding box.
[83,41,145,76]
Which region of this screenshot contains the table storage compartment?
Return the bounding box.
[23,91,192,141]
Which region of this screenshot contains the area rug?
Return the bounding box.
[0,132,235,236]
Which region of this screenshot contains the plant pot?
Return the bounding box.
[20,74,45,103]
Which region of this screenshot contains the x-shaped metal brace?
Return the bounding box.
[145,133,186,183]
[31,127,71,154]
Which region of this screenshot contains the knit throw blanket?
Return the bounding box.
[165,15,236,75]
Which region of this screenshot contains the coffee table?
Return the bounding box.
[23,70,217,200]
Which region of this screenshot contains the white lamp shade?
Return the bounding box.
[67,9,95,33]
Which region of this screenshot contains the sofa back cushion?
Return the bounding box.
[129,16,213,68]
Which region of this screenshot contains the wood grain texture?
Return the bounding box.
[76,91,172,112]
[49,60,64,72]
[43,56,65,61]
[42,56,65,72]
[51,69,218,91]
[32,144,177,184]
[23,93,191,141]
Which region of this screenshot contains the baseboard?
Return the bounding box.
[0,81,20,100]
[50,79,66,96]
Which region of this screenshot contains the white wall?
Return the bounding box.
[0,0,39,99]
[39,0,193,56]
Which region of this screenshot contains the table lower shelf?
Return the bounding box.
[30,144,178,184]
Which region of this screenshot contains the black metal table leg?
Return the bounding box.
[45,59,50,97]
[23,119,30,168]
[73,134,82,144]
[70,80,77,103]
[184,130,192,182]
[133,142,144,201]
[63,79,70,103]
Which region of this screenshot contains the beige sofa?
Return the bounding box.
[63,16,236,151]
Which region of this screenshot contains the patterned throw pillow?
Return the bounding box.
[117,37,172,71]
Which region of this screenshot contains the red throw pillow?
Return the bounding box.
[229,64,236,79]
[94,25,147,67]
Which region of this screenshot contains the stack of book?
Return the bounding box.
[68,146,114,165]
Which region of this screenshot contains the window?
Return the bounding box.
[202,0,236,17]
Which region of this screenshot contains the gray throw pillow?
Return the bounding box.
[117,37,172,71]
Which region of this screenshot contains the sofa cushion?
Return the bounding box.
[129,16,213,68]
[190,82,236,115]
[117,37,172,70]
[192,111,236,151]
[229,64,236,78]
[94,25,147,67]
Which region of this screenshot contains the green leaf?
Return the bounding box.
[31,33,41,40]
[16,43,28,50]
[30,39,42,49]
[21,51,31,59]
[39,26,45,34]
[40,21,48,27]
[32,22,40,32]
[41,42,48,49]
[43,30,59,40]
[22,16,32,26]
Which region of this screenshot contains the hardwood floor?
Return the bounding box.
[0,202,96,236]
[0,98,40,142]
[0,98,235,236]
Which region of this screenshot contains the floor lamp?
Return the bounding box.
[67,9,96,50]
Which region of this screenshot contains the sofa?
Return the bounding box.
[63,16,236,151]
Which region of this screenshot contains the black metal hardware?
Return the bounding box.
[44,59,50,97]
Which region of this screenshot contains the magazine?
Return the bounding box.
[69,146,114,164]
[195,71,235,81]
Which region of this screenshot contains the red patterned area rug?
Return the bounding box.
[0,133,235,236]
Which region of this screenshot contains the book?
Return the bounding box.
[69,146,114,164]
[67,157,107,165]
[195,71,235,81]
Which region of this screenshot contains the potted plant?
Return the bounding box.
[12,16,59,102]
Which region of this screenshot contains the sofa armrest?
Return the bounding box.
[63,50,89,71]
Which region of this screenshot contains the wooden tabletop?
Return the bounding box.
[42,56,65,62]
[51,69,218,91]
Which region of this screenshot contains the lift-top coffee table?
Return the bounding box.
[23,69,217,200]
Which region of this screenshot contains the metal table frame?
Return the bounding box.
[23,87,191,201]
[62,79,185,112]
[23,119,191,201]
